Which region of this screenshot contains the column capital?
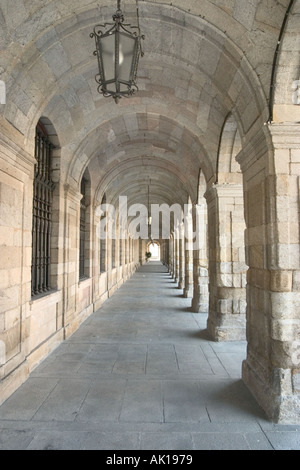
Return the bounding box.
[267,122,300,148]
[64,184,82,204]
[236,126,269,173]
[205,183,243,203]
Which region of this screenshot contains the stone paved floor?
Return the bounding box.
[0,262,300,450]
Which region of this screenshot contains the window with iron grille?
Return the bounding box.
[31,123,54,297]
[112,238,116,269]
[100,194,107,273]
[79,178,87,280]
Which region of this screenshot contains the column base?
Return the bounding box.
[191,297,208,313]
[183,287,193,298]
[207,314,246,341]
[242,357,300,424]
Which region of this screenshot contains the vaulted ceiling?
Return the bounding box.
[0,0,293,208]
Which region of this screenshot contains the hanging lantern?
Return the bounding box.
[90,0,144,104]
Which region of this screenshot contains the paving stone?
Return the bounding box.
[140,432,194,450]
[163,381,210,423]
[26,430,88,450]
[76,379,126,423]
[0,429,35,450]
[76,361,115,376]
[82,432,141,450]
[32,379,92,422]
[0,377,58,421]
[113,360,146,375]
[244,432,274,451]
[192,432,251,450]
[264,432,300,451]
[34,360,83,377]
[177,361,214,376]
[120,380,164,423]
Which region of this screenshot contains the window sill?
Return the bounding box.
[30,289,60,307]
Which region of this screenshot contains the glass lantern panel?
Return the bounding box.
[118,32,137,83]
[100,32,116,82]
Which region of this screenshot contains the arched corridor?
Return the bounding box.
[0,261,289,450]
[1,0,300,449]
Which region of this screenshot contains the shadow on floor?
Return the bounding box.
[208,379,268,421]
[188,329,212,341]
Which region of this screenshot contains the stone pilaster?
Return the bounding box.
[63,184,83,335]
[183,206,193,299]
[205,183,247,341]
[192,204,209,313]
[178,224,185,289]
[169,234,174,278]
[174,228,180,284]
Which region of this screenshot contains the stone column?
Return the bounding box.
[192,203,209,313]
[183,206,193,298]
[120,231,126,278]
[240,125,300,423]
[162,239,169,268]
[178,224,185,289]
[139,238,147,265]
[174,228,180,283]
[169,234,174,277]
[92,201,101,304]
[205,184,247,341]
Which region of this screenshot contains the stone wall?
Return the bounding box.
[0,117,141,404]
[0,117,35,401]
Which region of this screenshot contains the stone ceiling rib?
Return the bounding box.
[94,156,191,208]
